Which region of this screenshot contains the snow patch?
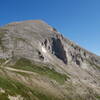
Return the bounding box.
[42,47,47,53]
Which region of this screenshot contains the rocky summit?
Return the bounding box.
[0,20,100,100]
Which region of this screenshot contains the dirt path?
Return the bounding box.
[0,59,36,74]
[3,67,36,75]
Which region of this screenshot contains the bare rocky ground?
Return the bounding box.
[0,20,100,100]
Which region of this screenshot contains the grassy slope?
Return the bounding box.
[0,74,63,100]
[10,58,69,84]
[0,58,100,100]
[0,57,66,100]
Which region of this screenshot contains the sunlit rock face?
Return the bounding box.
[0,20,100,100]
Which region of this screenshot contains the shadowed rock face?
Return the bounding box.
[51,37,67,64]
[0,20,100,100]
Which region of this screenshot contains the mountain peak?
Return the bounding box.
[7,20,47,26]
[23,20,46,24]
[0,20,100,100]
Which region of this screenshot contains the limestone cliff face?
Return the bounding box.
[0,20,100,100]
[0,20,100,68]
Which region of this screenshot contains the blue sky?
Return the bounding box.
[0,0,100,55]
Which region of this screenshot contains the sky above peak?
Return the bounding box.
[0,0,100,55]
